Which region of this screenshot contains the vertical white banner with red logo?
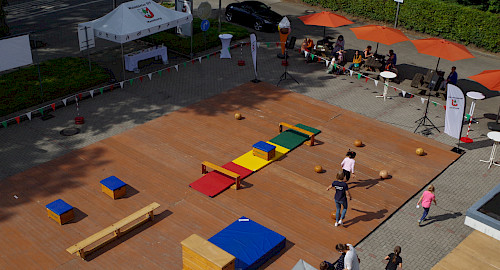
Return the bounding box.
[176,0,192,36]
[445,84,465,139]
[250,33,258,79]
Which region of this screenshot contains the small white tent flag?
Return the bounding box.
[444,84,465,139]
[87,0,193,44]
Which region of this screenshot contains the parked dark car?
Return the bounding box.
[225,1,283,32]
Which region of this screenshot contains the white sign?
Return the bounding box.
[78,23,95,51]
[176,0,192,36]
[0,34,33,72]
[444,84,466,139]
[250,33,258,79]
[394,0,404,3]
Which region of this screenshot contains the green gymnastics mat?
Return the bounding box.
[295,124,321,135]
[269,124,321,150]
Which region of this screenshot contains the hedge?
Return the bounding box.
[303,0,500,52]
[0,57,110,117]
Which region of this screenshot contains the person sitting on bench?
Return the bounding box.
[348,50,362,70]
[439,66,458,90]
[332,35,345,54]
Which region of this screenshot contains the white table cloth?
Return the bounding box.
[219,34,233,59]
[124,46,168,71]
[377,71,397,101]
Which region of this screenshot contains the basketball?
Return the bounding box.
[314,165,323,173]
[416,148,424,156]
[354,139,362,147]
[234,113,242,120]
[379,170,389,179]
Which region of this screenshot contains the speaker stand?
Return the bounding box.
[414,90,440,134]
[277,49,299,86]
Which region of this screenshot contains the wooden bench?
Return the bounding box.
[66,202,160,259]
[279,122,315,146]
[202,161,241,190]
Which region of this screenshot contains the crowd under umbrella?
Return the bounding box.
[410,38,475,71]
[349,25,409,53]
[298,11,354,39]
[468,70,500,131]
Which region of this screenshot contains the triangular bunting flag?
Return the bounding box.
[90,90,94,97]
[26,112,32,120]
[110,84,114,90]
[394,87,398,92]
[183,62,187,67]
[343,67,346,72]
[175,65,179,71]
[444,105,446,110]
[129,79,133,85]
[266,42,270,48]
[384,83,388,87]
[410,94,414,98]
[198,57,202,63]
[119,81,124,88]
[365,77,369,83]
[227,47,231,51]
[421,97,426,104]
[432,101,437,106]
[304,51,309,58]
[2,121,6,128]
[62,98,67,106]
[139,76,143,82]
[191,59,195,64]
[402,90,406,96]
[374,80,379,87]
[325,60,329,67]
[99,87,104,94]
[357,74,362,79]
[38,108,44,115]
[147,73,152,80]
[15,116,20,124]
[276,42,280,47]
[311,54,315,60]
[350,70,353,76]
[51,103,55,111]
[333,63,337,69]
[78,93,82,99]
[207,54,210,60]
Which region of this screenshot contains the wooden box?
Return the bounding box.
[181,234,235,270]
[100,176,127,199]
[252,141,276,161]
[46,199,74,225]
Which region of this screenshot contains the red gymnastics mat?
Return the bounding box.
[190,162,253,197]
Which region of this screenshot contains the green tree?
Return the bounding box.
[0,0,10,37]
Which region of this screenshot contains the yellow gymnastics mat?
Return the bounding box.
[232,141,290,172]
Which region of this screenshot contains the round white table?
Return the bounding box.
[219,34,233,59]
[479,131,500,169]
[466,91,485,123]
[377,71,397,101]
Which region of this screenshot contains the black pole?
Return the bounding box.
[435,57,441,71]
[31,33,44,101]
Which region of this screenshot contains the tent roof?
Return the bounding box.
[86,0,192,44]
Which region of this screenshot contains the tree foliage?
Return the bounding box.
[0,0,9,37]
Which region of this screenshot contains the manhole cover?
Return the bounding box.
[60,128,80,136]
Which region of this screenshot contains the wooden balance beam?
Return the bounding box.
[279,122,315,146]
[66,202,160,260]
[202,161,241,190]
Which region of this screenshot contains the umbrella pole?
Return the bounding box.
[435,57,441,71]
[375,42,379,54]
[121,43,125,82]
[323,26,326,39]
[496,105,500,124]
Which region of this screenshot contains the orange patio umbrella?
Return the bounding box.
[410,38,474,70]
[468,70,500,131]
[298,11,354,38]
[350,25,409,53]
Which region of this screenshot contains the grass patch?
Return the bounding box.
[0,57,110,117]
[144,18,250,55]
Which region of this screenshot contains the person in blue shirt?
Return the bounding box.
[326,171,352,227]
[387,50,397,65]
[440,66,458,89]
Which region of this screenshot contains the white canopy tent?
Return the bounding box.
[79,0,193,79]
[86,0,192,44]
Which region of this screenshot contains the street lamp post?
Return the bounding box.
[394,0,403,28]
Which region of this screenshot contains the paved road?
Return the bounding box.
[1,0,499,269]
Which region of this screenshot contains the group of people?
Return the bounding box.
[322,149,438,269]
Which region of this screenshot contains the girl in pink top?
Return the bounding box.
[417,184,437,226]
[341,150,356,181]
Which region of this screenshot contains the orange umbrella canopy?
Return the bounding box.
[298,11,353,28]
[350,25,409,45]
[468,70,500,91]
[410,38,474,62]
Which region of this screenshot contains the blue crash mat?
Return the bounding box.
[208,216,286,270]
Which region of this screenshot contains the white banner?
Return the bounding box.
[78,23,95,51]
[0,35,33,72]
[176,0,192,36]
[250,33,258,79]
[445,84,465,139]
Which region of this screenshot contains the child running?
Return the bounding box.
[341,150,356,181]
[384,246,403,270]
[326,171,352,227]
[417,184,437,226]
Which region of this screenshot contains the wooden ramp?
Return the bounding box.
[0,82,460,269]
[432,230,500,270]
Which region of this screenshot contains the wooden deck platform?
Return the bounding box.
[0,82,460,269]
[432,230,500,270]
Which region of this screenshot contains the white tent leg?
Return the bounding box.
[121,43,126,82]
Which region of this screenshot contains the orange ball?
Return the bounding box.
[234,113,242,120]
[314,165,323,173]
[330,211,336,219]
[379,170,389,179]
[416,148,424,156]
[354,139,362,147]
